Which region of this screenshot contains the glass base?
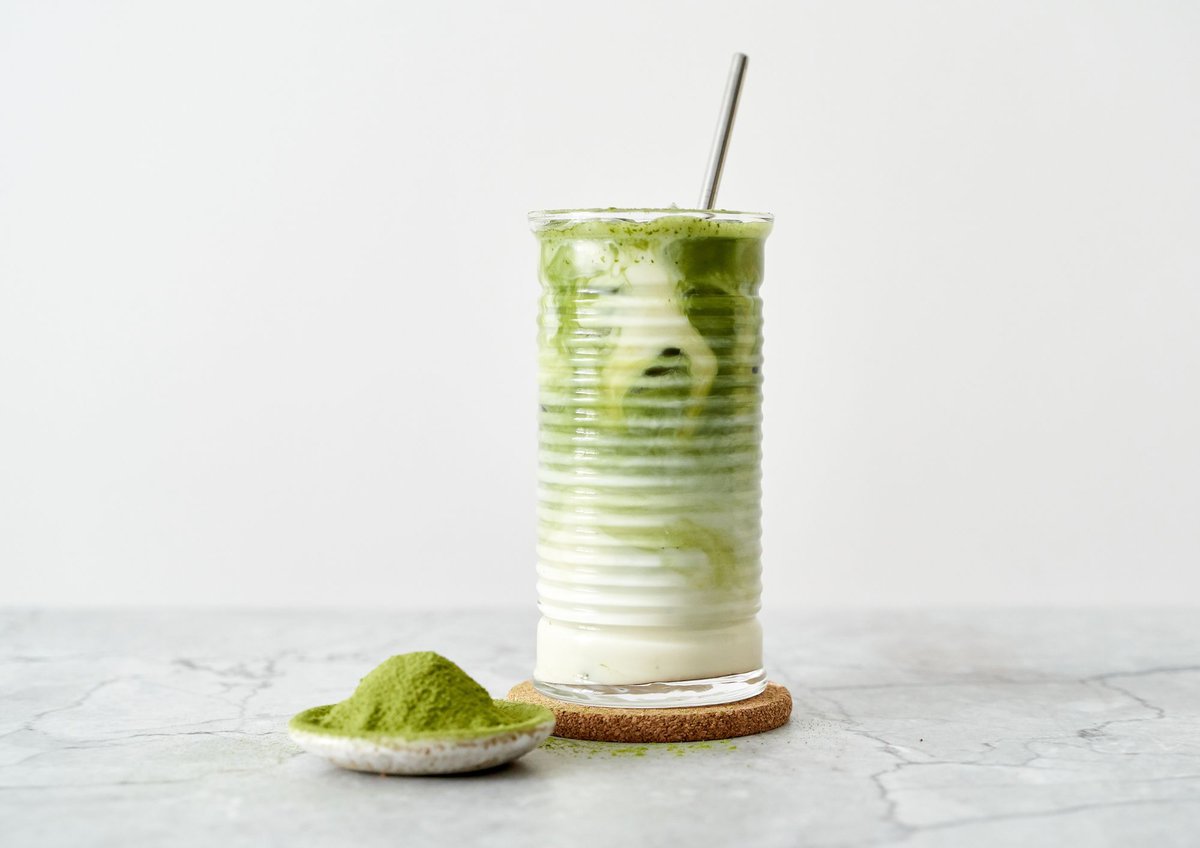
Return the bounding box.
[532,668,766,709]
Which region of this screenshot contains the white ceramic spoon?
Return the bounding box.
[288,701,555,776]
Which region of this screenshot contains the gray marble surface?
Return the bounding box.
[1,609,1198,846]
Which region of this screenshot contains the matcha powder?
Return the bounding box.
[295,652,542,739]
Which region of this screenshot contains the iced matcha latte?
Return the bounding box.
[531,209,772,707]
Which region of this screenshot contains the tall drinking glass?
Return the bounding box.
[531,209,772,707]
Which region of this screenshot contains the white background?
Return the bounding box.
[2,1,1198,609]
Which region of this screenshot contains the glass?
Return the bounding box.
[530,208,772,707]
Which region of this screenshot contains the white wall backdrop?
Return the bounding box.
[2,1,1198,608]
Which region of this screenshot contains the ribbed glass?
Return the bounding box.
[530,209,772,707]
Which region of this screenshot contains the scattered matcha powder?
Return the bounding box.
[539,737,739,758]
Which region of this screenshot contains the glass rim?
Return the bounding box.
[528,208,773,230]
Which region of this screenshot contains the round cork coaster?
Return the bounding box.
[505,681,792,743]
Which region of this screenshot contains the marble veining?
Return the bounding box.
[1,609,1198,846]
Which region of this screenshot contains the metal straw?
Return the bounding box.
[697,53,749,210]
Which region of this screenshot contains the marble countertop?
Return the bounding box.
[2,609,1198,846]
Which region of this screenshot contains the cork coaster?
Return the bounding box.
[505,681,792,743]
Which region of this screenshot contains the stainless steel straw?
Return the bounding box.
[697,53,749,210]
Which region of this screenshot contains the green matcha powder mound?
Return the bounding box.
[315,652,509,736]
